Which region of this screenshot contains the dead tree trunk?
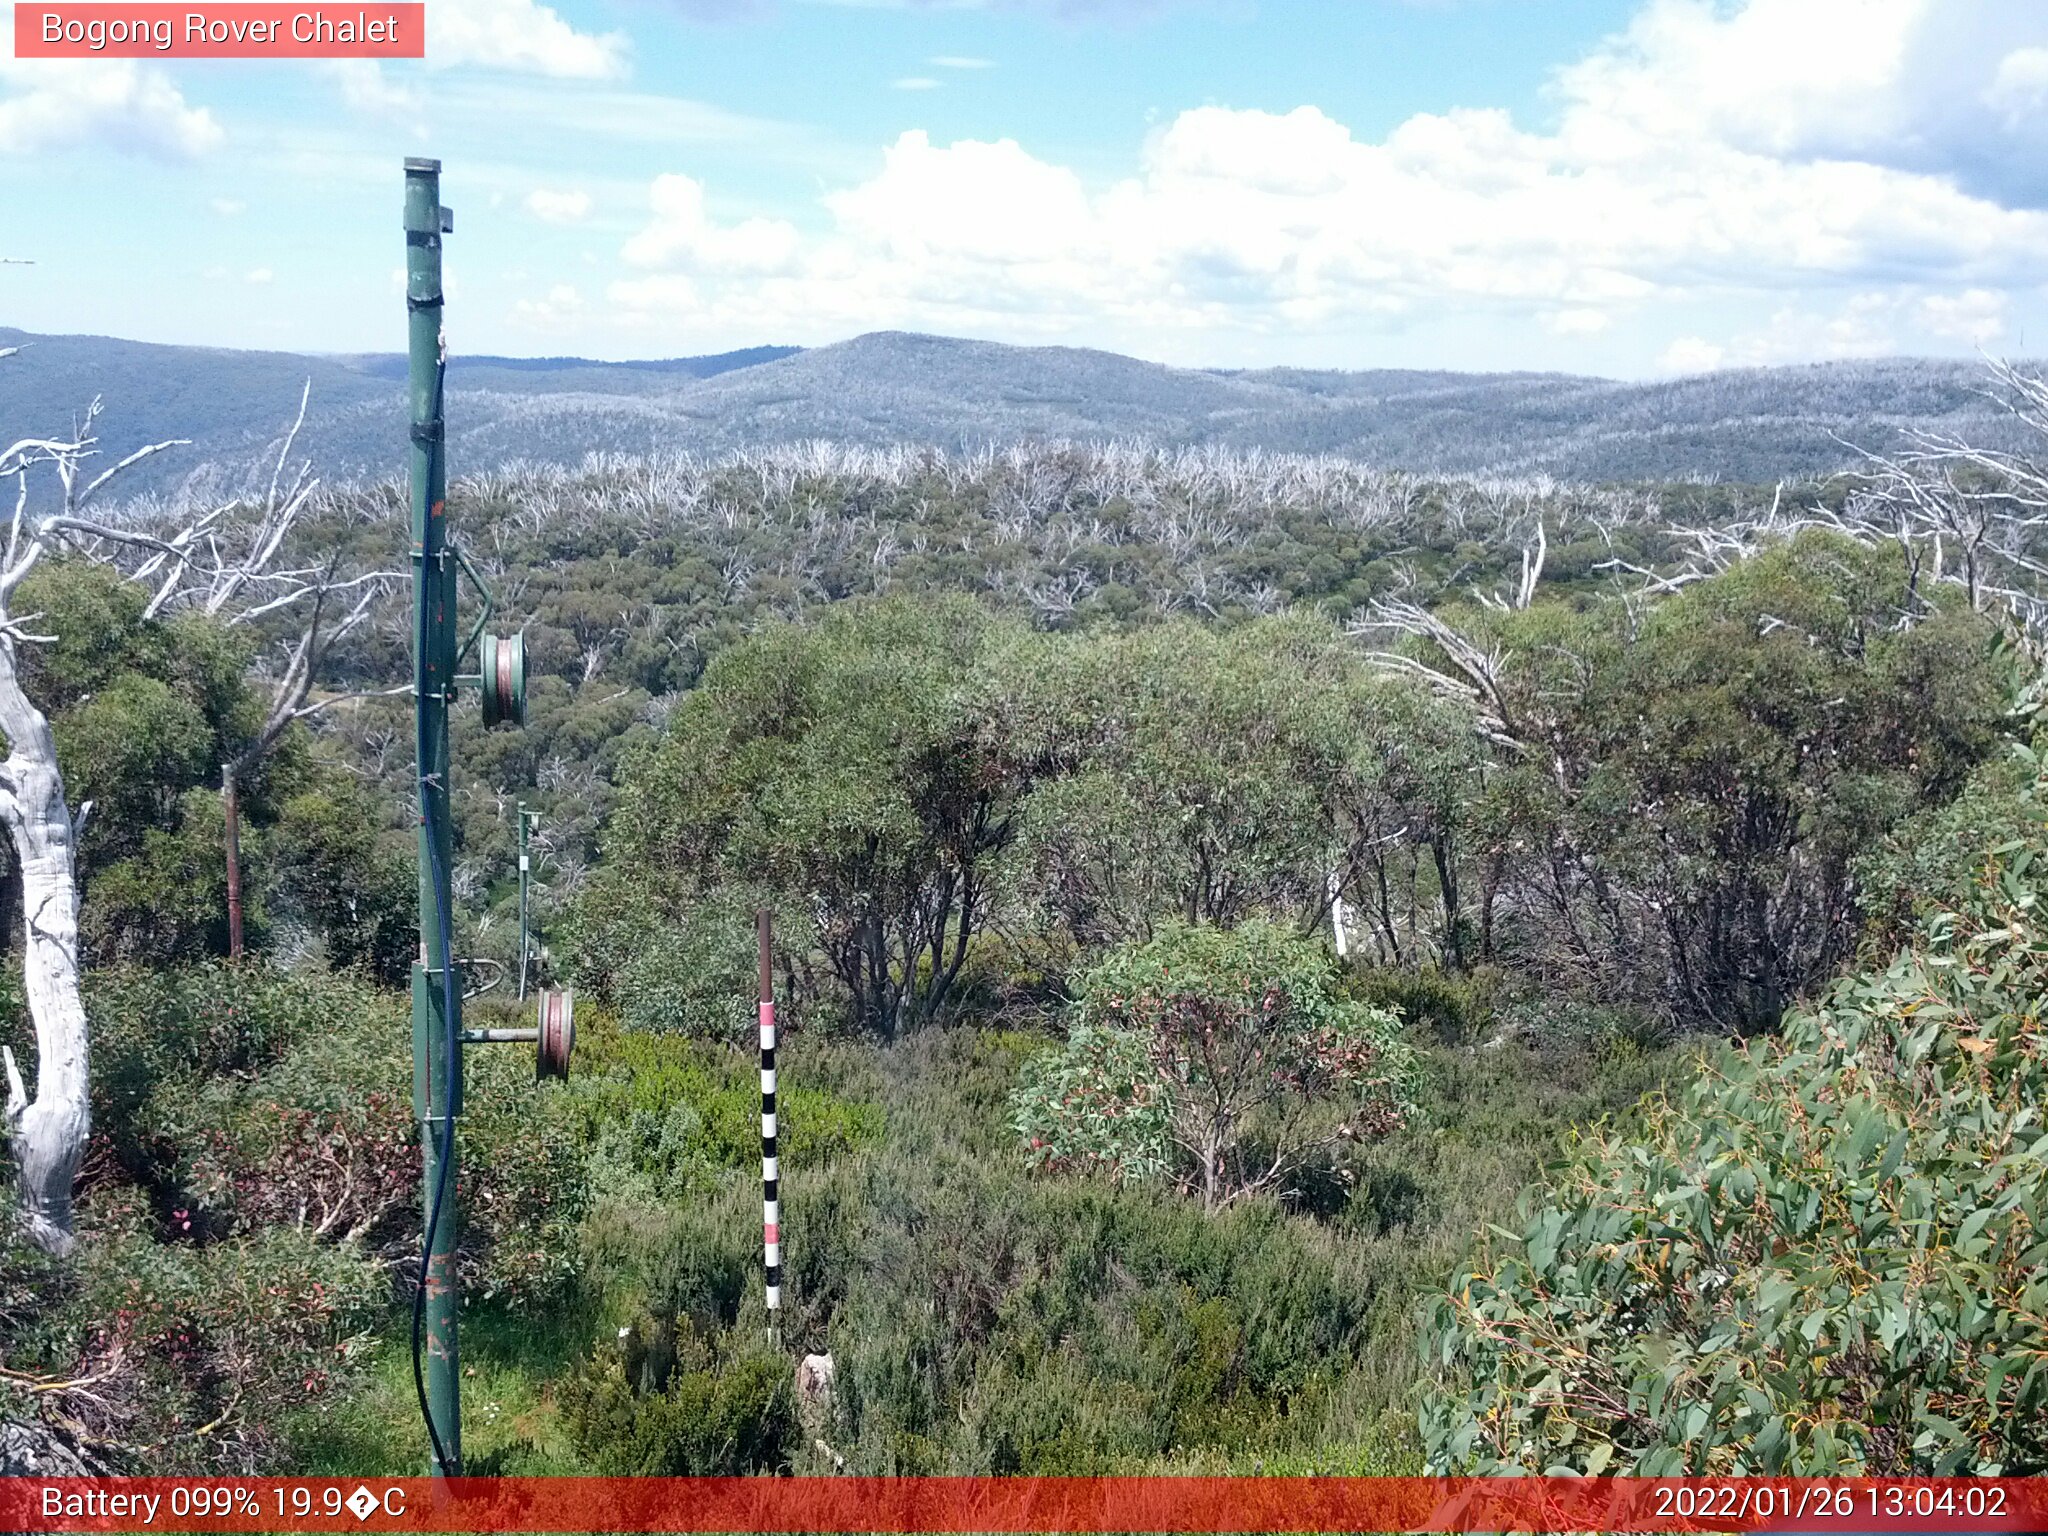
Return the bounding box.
[0,371,393,1250]
[0,390,190,1250]
[0,637,88,1257]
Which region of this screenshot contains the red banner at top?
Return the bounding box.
[4,1477,2048,1533]
[12,4,424,57]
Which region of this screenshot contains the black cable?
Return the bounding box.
[411,349,459,1479]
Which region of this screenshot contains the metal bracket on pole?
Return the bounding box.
[452,542,496,669]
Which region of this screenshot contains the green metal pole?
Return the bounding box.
[517,801,530,1001]
[405,155,461,1480]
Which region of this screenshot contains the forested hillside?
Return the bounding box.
[3,326,2038,496]
[5,356,2048,1476]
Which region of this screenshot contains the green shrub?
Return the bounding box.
[1345,965,1499,1047]
[113,968,586,1308]
[1012,921,1418,1210]
[826,1165,1381,1472]
[70,1224,386,1472]
[1422,755,2048,1475]
[1010,1021,1172,1186]
[566,1018,884,1204]
[1855,752,2047,950]
[86,961,365,1176]
[559,1321,796,1475]
[265,784,416,985]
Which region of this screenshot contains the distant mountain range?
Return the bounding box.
[1,326,2033,494]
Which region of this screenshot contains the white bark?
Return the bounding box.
[0,376,395,1252]
[0,379,264,1252]
[0,634,87,1256]
[0,392,91,1255]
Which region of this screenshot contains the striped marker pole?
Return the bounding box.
[758,909,780,1347]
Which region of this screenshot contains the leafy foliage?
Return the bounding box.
[560,1323,797,1475]
[1422,750,2048,1474]
[606,596,1033,1038]
[1010,1021,1173,1187]
[1013,922,1416,1211]
[0,561,411,974]
[1414,532,2009,1028]
[1004,617,1461,949]
[566,1017,885,1208]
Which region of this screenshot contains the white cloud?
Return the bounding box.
[1986,46,2048,125]
[1918,287,2008,344]
[1542,309,1612,336]
[1551,0,1922,162]
[1659,289,2009,373]
[323,60,426,116]
[825,130,1094,265]
[607,0,2048,367]
[513,283,587,327]
[427,78,798,150]
[1659,337,1725,374]
[622,174,800,272]
[527,188,594,225]
[425,0,628,78]
[609,273,701,323]
[210,198,246,216]
[0,59,222,158]
[245,268,274,285]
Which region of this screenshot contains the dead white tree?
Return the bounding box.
[173,385,400,772]
[1476,517,1548,613]
[0,375,395,1250]
[0,421,100,1255]
[1829,360,2048,628]
[0,382,197,1252]
[1348,597,1525,753]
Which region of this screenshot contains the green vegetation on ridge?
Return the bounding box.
[0,413,2039,1479]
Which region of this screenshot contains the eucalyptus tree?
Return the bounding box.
[610,594,1033,1039]
[1356,531,2007,1029]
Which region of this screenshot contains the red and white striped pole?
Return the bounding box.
[758,909,780,1347]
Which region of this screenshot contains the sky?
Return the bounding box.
[3,0,2048,376]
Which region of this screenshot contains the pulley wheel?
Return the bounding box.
[536,986,574,1080]
[481,631,527,729]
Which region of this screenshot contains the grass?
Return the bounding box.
[284,1015,1696,1478]
[289,1301,591,1476]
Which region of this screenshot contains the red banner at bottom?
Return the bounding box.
[9,1476,2048,1533]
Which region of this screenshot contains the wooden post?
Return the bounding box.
[222,762,244,960]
